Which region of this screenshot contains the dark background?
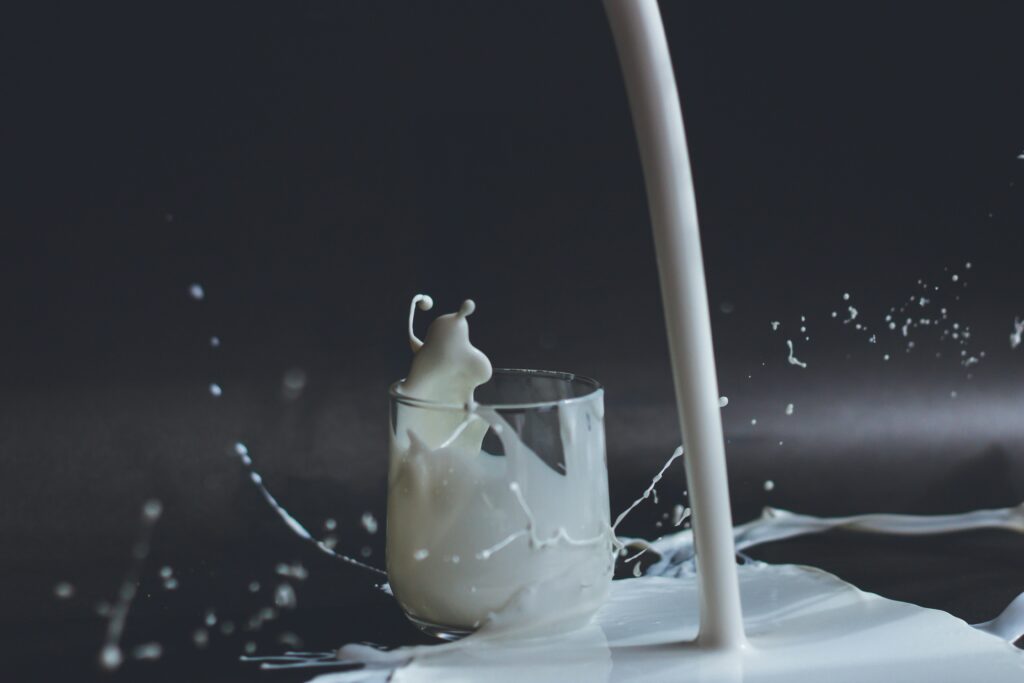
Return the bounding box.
[2,1,1024,680]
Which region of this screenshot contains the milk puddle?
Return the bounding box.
[242,565,1024,683]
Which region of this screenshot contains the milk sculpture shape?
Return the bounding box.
[387,296,614,636]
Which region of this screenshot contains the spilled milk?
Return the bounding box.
[230,296,1024,682]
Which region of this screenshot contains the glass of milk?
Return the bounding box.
[387,369,613,639]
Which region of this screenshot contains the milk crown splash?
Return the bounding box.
[400,294,492,406]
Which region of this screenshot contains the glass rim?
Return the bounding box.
[389,368,603,411]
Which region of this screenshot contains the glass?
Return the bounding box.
[386,369,613,639]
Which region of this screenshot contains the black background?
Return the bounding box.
[3,2,1024,681]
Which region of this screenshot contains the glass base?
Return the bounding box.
[405,613,476,641]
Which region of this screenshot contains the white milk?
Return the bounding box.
[278,562,1024,683]
[386,296,614,634]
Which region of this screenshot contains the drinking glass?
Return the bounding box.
[387,369,613,639]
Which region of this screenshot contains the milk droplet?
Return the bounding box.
[193,628,209,648]
[324,518,337,531]
[210,336,221,348]
[361,546,372,558]
[245,642,257,655]
[842,293,850,300]
[282,368,307,400]
[278,632,304,649]
[159,566,173,579]
[763,480,776,491]
[784,403,794,416]
[133,642,163,661]
[1010,318,1024,349]
[142,499,163,521]
[750,418,758,426]
[950,390,958,399]
[54,582,74,599]
[209,383,223,397]
[361,512,379,534]
[188,283,205,300]
[163,577,178,590]
[718,396,729,408]
[786,340,808,368]
[672,505,690,527]
[413,549,429,561]
[275,562,309,580]
[274,583,297,609]
[770,321,781,331]
[204,610,217,627]
[220,621,236,635]
[883,354,890,361]
[248,581,260,593]
[99,644,123,671]
[951,274,959,282]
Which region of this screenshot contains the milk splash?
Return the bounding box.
[229,441,385,578]
[235,295,1024,682]
[98,499,163,671]
[163,286,1024,680]
[386,295,614,635]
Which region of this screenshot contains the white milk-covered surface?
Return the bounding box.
[387,297,613,633]
[298,563,1024,682]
